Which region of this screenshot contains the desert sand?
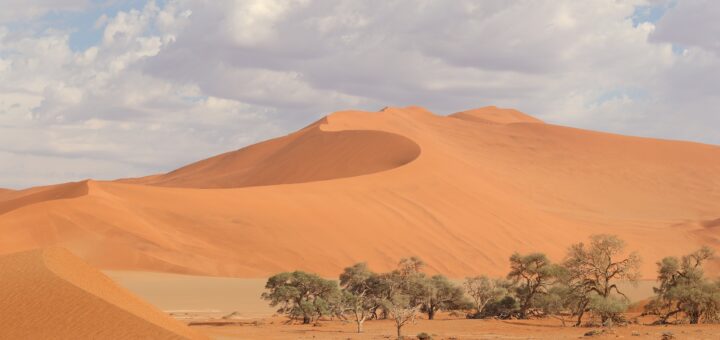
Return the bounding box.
[0,248,205,339]
[0,106,719,278]
[192,315,720,339]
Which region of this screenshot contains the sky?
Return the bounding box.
[0,0,718,189]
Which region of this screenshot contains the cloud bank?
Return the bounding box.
[0,0,718,188]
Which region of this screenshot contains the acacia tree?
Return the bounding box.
[646,247,720,324]
[507,252,559,319]
[261,271,339,324]
[383,293,421,340]
[563,234,641,326]
[339,263,378,333]
[419,275,470,320]
[536,285,577,326]
[464,275,509,315]
[382,257,427,339]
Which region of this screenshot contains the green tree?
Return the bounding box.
[381,257,428,339]
[507,252,559,319]
[261,271,339,324]
[339,263,378,332]
[562,234,641,326]
[419,275,470,320]
[481,295,519,319]
[646,247,720,324]
[464,275,509,314]
[536,285,576,326]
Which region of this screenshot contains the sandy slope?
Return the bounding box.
[122,118,421,188]
[0,189,11,201]
[0,247,205,339]
[0,106,719,278]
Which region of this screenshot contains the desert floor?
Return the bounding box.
[105,271,720,339]
[193,317,720,340]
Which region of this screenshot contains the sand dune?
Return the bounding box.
[124,119,420,188]
[0,247,205,339]
[0,181,88,215]
[0,106,719,278]
[450,106,545,124]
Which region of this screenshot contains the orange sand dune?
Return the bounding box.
[451,106,545,124]
[0,181,88,215]
[123,119,420,188]
[0,247,205,339]
[0,106,719,278]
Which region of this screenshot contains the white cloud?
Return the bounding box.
[0,0,719,188]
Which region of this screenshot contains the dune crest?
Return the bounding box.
[0,180,89,215]
[451,106,545,124]
[123,121,420,188]
[0,247,205,339]
[0,106,719,278]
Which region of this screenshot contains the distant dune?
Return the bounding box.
[0,247,205,339]
[0,106,719,278]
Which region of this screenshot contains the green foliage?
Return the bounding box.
[647,247,720,324]
[475,295,519,319]
[339,263,381,332]
[261,271,340,324]
[380,257,469,338]
[562,234,640,326]
[419,275,471,320]
[464,275,509,314]
[507,252,561,318]
[587,295,628,326]
[536,285,577,326]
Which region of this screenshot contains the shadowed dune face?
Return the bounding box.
[0,181,89,215]
[125,125,421,188]
[0,247,205,339]
[0,106,719,278]
[702,218,720,228]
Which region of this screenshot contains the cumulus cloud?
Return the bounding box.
[0,0,718,188]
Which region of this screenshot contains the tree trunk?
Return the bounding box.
[397,325,403,339]
[519,303,529,319]
[690,312,700,324]
[302,315,311,324]
[574,300,588,327]
[428,308,435,320]
[356,320,363,333]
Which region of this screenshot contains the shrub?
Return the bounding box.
[417,332,433,340]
